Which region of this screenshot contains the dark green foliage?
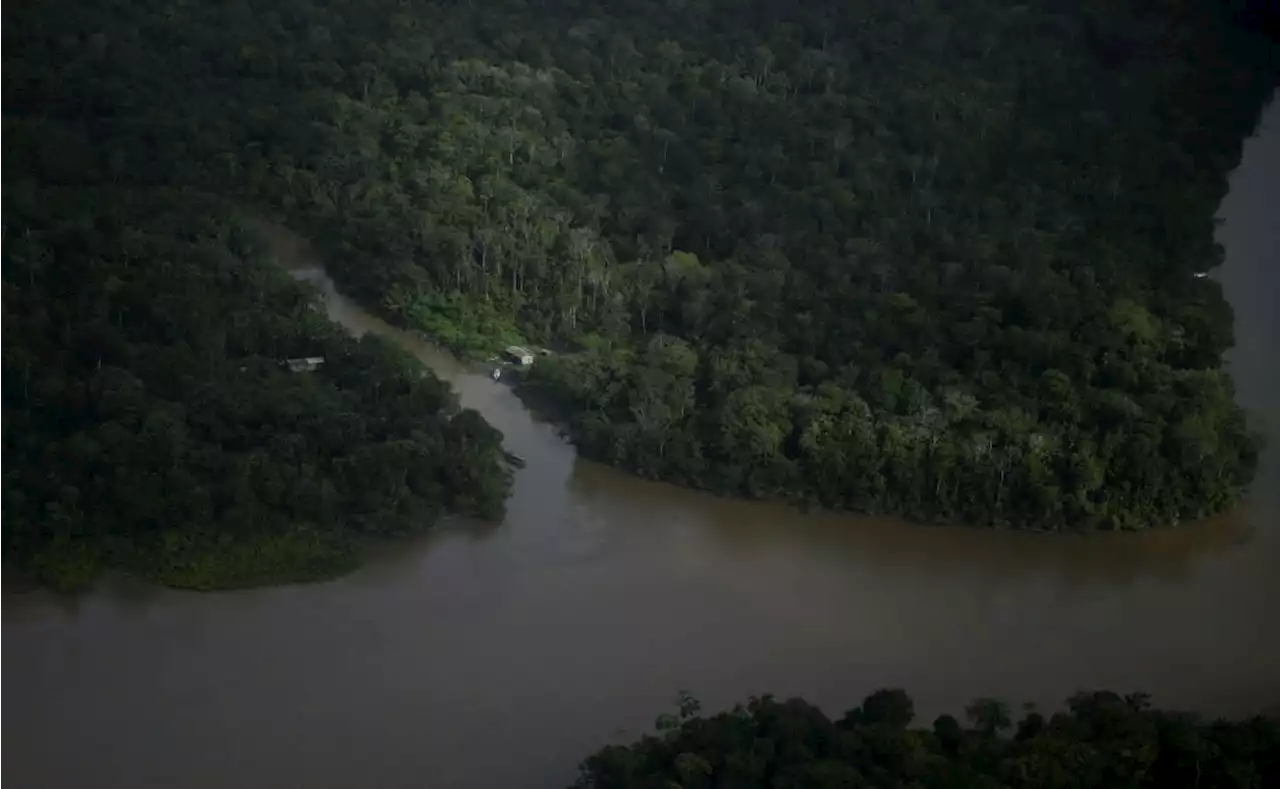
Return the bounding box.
[402,292,527,360]
[4,0,1275,536]
[573,689,1280,789]
[1,187,510,591]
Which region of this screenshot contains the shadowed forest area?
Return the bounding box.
[3,0,1277,590]
[1,187,511,590]
[571,689,1280,789]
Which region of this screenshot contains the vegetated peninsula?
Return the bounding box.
[1,188,512,591]
[2,1,1275,590]
[571,689,1280,789]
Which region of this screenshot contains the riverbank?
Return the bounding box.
[0,191,514,594]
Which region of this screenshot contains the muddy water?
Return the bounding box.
[4,104,1279,789]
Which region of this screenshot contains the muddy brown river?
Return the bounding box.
[5,103,1279,789]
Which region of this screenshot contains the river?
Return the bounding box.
[5,103,1279,788]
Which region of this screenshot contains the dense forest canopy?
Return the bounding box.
[572,688,1280,789]
[0,184,512,590]
[3,0,1277,572]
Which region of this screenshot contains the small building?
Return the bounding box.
[283,356,325,372]
[504,346,535,366]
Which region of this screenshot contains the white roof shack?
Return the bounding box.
[283,356,325,372]
[504,346,534,366]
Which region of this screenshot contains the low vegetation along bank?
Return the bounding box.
[570,689,1280,789]
[4,0,1279,592]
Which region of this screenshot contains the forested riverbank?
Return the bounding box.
[3,0,1278,595]
[571,689,1280,789]
[0,185,511,591]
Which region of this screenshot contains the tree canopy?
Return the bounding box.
[1,182,512,591]
[572,689,1280,789]
[4,0,1276,551]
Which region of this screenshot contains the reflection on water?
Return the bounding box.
[4,102,1278,789]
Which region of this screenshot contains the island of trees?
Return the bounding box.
[572,689,1280,789]
[5,0,1278,591]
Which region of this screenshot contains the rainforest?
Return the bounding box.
[4,0,1278,592]
[571,689,1280,789]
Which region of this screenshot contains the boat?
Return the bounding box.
[491,367,502,381]
[502,450,527,468]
